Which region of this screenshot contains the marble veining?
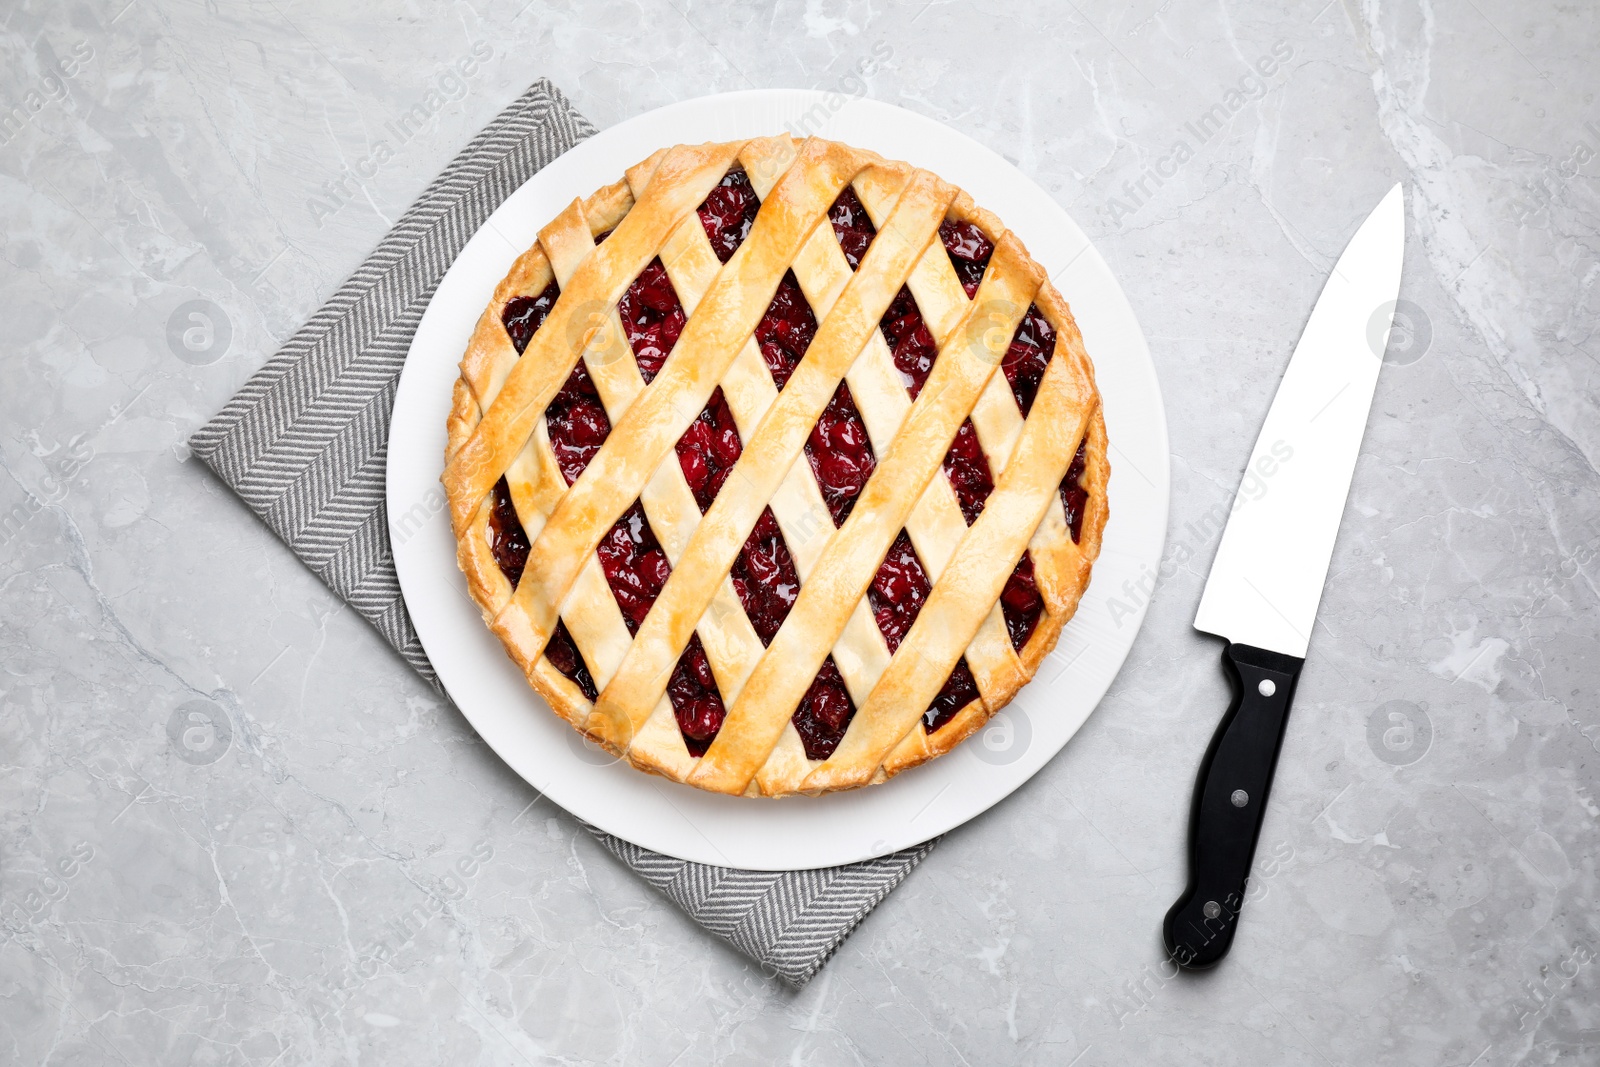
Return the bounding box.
[1,0,1597,1063]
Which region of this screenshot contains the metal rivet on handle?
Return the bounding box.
[1203,900,1222,919]
[1258,679,1277,697]
[1231,789,1249,807]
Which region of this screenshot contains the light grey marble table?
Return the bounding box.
[2,1,1597,1064]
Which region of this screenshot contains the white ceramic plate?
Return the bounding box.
[388,90,1168,870]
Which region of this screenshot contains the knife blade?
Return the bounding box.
[1163,184,1406,969]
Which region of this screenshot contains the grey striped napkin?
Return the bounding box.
[190,79,934,987]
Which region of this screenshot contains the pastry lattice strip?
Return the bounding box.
[445,136,1106,796]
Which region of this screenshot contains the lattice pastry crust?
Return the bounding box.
[444,136,1109,797]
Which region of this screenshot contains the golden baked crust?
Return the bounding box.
[443,135,1109,797]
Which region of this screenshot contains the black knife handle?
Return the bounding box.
[1163,642,1304,969]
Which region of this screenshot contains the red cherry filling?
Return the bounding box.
[1061,437,1089,544]
[617,258,686,383]
[792,656,857,760]
[1000,553,1043,651]
[696,167,761,264]
[807,383,876,526]
[866,530,983,730]
[487,476,531,585]
[827,186,877,271]
[1002,304,1056,416]
[546,620,598,701]
[942,419,994,525]
[676,387,742,512]
[595,502,672,634]
[502,282,559,353]
[868,531,930,652]
[923,661,981,732]
[544,359,611,486]
[879,285,939,397]
[730,507,800,646]
[668,634,726,756]
[753,269,817,390]
[939,219,993,298]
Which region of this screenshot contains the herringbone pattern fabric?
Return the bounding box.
[593,832,935,984]
[189,80,933,986]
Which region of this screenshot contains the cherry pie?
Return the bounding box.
[444,136,1108,796]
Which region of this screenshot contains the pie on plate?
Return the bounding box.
[443,135,1108,797]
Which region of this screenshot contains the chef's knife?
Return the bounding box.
[1163,184,1406,969]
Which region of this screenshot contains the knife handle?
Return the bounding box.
[1163,641,1304,969]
